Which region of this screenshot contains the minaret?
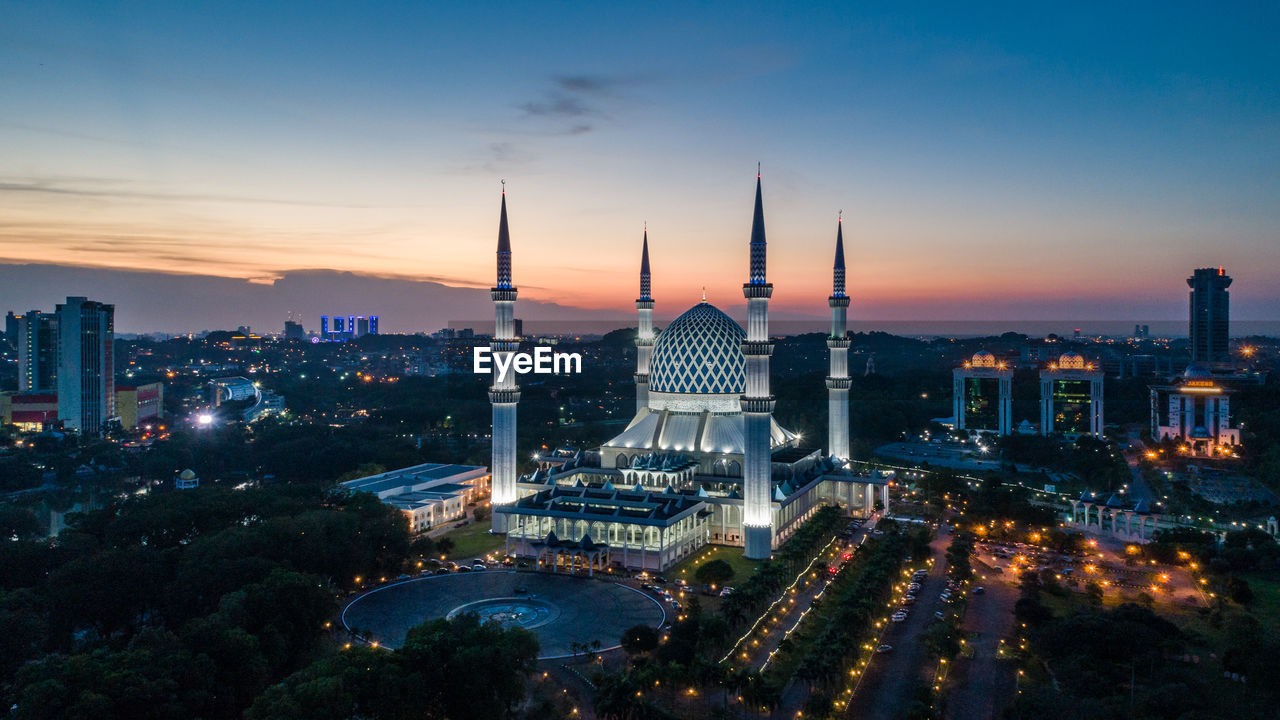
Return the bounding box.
[742,170,775,559]
[489,185,520,534]
[826,215,851,462]
[635,228,655,414]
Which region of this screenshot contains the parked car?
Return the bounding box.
[935,611,946,620]
[719,587,735,597]
[973,586,985,594]
[876,644,893,653]
[471,563,486,571]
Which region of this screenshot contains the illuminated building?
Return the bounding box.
[740,172,776,559]
[952,351,1012,435]
[488,186,521,533]
[56,297,114,434]
[1188,267,1231,368]
[495,174,887,570]
[0,392,59,431]
[115,382,164,431]
[1150,365,1239,458]
[633,229,655,414]
[1039,353,1103,437]
[826,216,851,462]
[341,463,490,533]
[206,376,285,422]
[1069,491,1157,542]
[17,310,58,392]
[318,314,379,340]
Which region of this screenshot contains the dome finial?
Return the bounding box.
[702,286,707,302]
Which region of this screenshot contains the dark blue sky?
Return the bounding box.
[0,1,1277,321]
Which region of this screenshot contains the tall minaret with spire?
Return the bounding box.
[742,168,776,559]
[826,214,851,462]
[489,184,520,534]
[634,227,655,413]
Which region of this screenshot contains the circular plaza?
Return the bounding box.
[341,571,666,659]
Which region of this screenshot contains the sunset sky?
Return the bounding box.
[1,2,1278,322]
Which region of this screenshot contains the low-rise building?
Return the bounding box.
[115,382,164,430]
[0,392,59,431]
[339,463,490,533]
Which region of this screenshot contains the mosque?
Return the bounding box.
[488,176,892,571]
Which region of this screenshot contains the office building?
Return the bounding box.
[1151,366,1240,458]
[17,310,58,392]
[1188,267,1231,367]
[56,297,115,434]
[283,319,305,341]
[4,311,17,349]
[953,351,1013,435]
[1039,353,1104,438]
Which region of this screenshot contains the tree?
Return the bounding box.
[694,558,734,586]
[620,624,660,655]
[1084,580,1104,605]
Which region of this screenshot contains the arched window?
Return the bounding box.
[727,460,742,476]
[615,453,630,468]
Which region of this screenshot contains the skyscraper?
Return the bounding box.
[17,310,58,392]
[4,311,17,349]
[56,297,115,434]
[1188,267,1231,367]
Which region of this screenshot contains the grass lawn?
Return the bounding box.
[438,520,507,561]
[669,545,762,589]
[1240,572,1280,635]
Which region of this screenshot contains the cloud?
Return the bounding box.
[0,176,390,209]
[514,73,642,135]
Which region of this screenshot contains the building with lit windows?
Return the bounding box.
[17,310,58,392]
[0,392,59,431]
[953,351,1012,435]
[340,463,491,533]
[56,297,114,434]
[1151,365,1240,458]
[1039,353,1104,438]
[489,178,892,571]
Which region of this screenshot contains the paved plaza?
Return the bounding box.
[341,571,666,659]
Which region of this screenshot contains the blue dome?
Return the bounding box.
[1184,364,1212,380]
[649,303,745,395]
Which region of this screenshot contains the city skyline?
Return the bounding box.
[2,3,1278,326]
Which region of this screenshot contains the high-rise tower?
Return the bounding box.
[635,229,655,413]
[742,171,775,559]
[56,297,114,434]
[826,216,851,462]
[489,187,521,533]
[1188,267,1231,367]
[17,310,58,392]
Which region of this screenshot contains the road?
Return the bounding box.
[846,520,952,720]
[944,557,1017,720]
[736,514,877,670]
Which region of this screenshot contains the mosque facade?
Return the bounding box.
[490,176,891,571]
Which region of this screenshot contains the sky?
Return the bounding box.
[1,1,1278,329]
